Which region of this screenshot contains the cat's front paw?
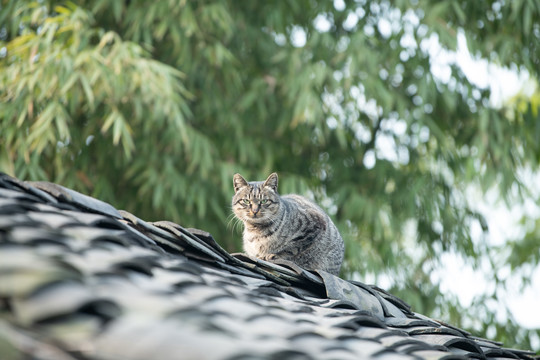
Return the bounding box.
[262,254,278,261]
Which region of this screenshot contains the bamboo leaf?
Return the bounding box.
[2,1,540,350]
[78,74,95,110]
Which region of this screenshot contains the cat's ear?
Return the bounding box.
[233,173,248,193]
[263,173,278,192]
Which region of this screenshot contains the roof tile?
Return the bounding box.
[0,173,536,360]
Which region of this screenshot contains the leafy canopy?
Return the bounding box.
[1,0,539,350]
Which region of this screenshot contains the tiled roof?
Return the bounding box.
[0,172,536,360]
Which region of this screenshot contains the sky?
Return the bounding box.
[311,2,540,341]
[373,12,540,338]
[422,31,540,335]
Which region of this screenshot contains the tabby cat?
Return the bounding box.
[232,172,344,275]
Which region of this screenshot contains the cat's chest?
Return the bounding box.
[243,228,283,256]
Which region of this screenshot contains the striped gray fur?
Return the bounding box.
[232,173,345,275]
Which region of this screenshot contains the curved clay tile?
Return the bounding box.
[0,172,536,360]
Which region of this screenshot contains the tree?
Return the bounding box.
[1,0,539,350]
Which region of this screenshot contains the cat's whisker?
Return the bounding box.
[226,210,246,235]
[226,213,240,232]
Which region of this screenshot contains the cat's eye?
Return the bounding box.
[242,199,251,205]
[260,199,268,204]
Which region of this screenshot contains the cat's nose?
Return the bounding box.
[251,204,260,214]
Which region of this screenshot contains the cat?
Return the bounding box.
[232,172,345,276]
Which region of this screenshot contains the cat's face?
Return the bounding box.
[232,173,280,224]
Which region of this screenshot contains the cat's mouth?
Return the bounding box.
[248,212,266,220]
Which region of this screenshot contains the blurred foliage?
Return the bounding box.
[1,0,540,351]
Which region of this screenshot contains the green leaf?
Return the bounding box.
[3,1,540,351]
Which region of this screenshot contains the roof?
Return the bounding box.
[0,172,536,360]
